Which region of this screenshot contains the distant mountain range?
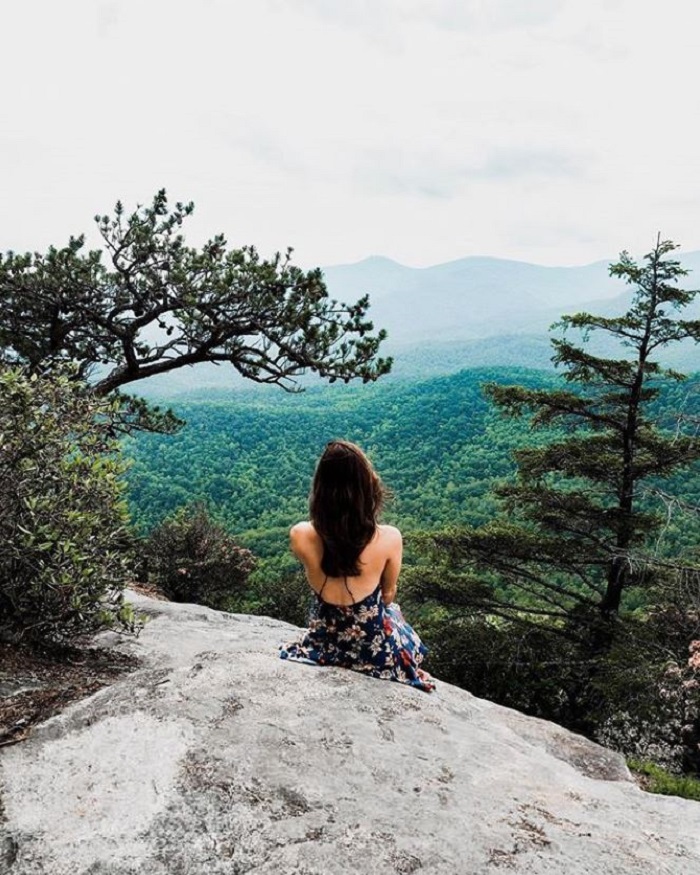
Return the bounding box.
[325,252,700,343]
[324,255,616,342]
[138,251,700,397]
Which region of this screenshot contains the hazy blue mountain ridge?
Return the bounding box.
[326,255,620,343]
[136,251,700,398]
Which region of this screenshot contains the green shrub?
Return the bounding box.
[144,503,255,610]
[0,366,139,645]
[242,562,312,627]
[627,758,700,802]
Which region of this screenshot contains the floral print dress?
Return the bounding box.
[279,582,436,692]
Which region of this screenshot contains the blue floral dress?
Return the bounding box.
[279,582,436,692]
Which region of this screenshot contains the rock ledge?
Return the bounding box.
[1,592,699,874]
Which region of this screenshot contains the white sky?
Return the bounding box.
[2,0,699,269]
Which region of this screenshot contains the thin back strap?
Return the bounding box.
[317,576,357,604]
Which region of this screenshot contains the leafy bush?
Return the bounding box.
[408,611,583,723]
[590,610,700,775]
[144,503,255,609]
[243,564,312,628]
[0,366,139,645]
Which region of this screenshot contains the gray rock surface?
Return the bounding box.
[1,591,699,874]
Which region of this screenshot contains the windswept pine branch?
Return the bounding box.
[0,190,392,429]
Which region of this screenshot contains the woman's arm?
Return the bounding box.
[380,526,403,604]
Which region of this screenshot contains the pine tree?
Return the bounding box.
[421,238,700,634]
[0,191,391,429]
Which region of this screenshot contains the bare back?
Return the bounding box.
[290,521,402,607]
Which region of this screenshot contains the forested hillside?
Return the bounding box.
[124,368,541,547]
[124,366,700,563]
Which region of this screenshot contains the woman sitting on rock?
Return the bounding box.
[279,439,435,692]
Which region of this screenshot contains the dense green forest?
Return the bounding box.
[124,365,700,567]
[124,367,549,549]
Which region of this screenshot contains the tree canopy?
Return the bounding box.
[0,190,391,400]
[417,238,700,630]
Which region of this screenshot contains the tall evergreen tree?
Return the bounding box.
[420,238,700,635]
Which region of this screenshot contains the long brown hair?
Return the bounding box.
[309,440,386,577]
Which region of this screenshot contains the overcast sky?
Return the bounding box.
[2,0,698,269]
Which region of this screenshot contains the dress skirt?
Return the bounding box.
[279,582,435,692]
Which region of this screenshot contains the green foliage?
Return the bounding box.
[242,567,313,629]
[402,560,700,765]
[121,364,700,632]
[122,369,700,555]
[585,612,700,764]
[407,610,583,720]
[123,367,553,547]
[627,759,700,802]
[0,190,391,415]
[0,366,139,646]
[144,503,256,610]
[422,239,700,628]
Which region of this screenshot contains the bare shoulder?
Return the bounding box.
[290,521,318,545]
[378,524,402,544]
